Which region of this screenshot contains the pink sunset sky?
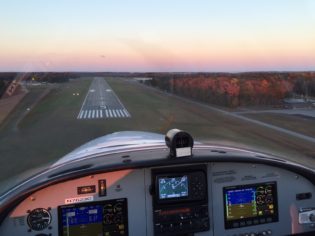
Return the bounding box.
[1,0,314,72]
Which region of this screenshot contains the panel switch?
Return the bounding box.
[299,209,315,224]
[98,179,107,197]
[296,192,312,200]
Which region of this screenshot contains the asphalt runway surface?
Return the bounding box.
[77,77,130,119]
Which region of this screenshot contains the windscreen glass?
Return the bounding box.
[0,0,315,194]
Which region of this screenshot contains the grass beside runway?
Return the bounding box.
[243,113,315,138]
[108,78,315,162]
[0,77,315,187]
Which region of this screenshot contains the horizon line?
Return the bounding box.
[0,70,315,74]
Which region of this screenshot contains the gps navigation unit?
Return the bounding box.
[151,165,209,235]
[158,176,189,200]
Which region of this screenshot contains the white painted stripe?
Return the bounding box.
[112,110,117,117]
[124,109,130,117]
[96,110,99,118]
[80,110,85,119]
[105,109,109,118]
[78,79,94,119]
[109,109,113,118]
[123,109,129,117]
[118,110,125,117]
[92,110,95,118]
[116,110,121,117]
[83,110,88,119]
[122,110,127,117]
[77,110,83,119]
[88,110,91,119]
[100,110,103,118]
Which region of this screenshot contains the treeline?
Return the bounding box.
[22,72,81,83]
[144,72,315,107]
[0,72,82,97]
[0,73,17,97]
[0,72,84,83]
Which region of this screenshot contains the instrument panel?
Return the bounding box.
[1,162,315,236]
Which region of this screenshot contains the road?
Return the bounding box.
[77,77,130,119]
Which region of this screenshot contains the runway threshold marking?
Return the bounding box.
[77,77,131,120]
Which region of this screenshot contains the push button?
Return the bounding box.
[233,222,239,228]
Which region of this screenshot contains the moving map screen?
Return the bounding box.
[158,176,189,199]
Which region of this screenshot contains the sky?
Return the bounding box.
[0,0,315,72]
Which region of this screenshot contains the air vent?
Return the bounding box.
[211,150,226,154]
[255,155,285,162]
[213,170,236,176]
[214,176,235,183]
[122,159,131,163]
[13,216,25,227]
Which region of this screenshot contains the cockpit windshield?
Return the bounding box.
[0,0,315,195]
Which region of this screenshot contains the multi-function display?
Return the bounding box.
[152,165,209,236]
[158,176,189,199]
[223,182,278,229]
[58,198,128,236]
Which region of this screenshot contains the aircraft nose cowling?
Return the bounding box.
[52,131,166,166]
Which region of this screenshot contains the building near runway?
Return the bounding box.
[283,98,313,109]
[134,77,152,83]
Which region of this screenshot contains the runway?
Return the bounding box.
[77,77,130,119]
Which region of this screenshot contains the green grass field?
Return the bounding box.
[0,77,315,187]
[244,113,315,138]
